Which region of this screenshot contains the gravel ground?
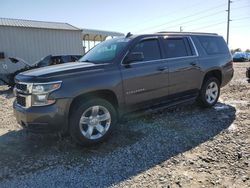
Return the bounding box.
[0,62,249,187]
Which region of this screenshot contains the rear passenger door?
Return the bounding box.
[162,36,202,95]
[121,38,169,105]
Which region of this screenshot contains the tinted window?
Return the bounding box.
[131,39,161,61]
[164,38,189,58]
[198,36,228,55]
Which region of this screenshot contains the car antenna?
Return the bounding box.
[125,32,132,38]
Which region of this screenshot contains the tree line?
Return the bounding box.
[231,48,250,54]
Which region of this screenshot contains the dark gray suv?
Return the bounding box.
[13,32,234,146]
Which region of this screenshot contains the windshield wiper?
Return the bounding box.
[80,59,98,64]
[80,59,91,62]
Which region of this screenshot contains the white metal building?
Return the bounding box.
[0,18,84,64]
[0,18,124,85]
[0,18,124,65]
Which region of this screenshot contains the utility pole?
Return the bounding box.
[226,0,232,45]
[180,26,183,32]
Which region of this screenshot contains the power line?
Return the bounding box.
[186,16,250,32]
[231,4,250,10]
[231,26,250,30]
[121,0,206,31]
[233,0,249,2]
[231,24,250,28]
[134,2,227,33]
[184,18,226,29]
[233,16,250,21]
[160,10,225,31]
[191,21,225,31]
[226,1,250,44]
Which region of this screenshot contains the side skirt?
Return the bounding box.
[120,91,198,119]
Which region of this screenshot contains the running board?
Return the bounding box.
[122,96,197,119]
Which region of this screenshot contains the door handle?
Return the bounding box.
[190,62,197,66]
[157,66,168,71]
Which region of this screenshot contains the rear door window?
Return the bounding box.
[131,39,161,61]
[197,36,228,55]
[163,38,190,58]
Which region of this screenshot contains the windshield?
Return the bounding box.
[79,37,130,63]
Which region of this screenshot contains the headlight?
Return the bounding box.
[32,81,62,106]
[32,82,61,94]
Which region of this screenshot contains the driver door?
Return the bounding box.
[120,38,169,105]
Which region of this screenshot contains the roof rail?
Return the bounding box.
[157,31,218,35]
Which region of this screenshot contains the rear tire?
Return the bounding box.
[197,77,220,108]
[69,98,117,146]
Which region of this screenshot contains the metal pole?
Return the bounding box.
[88,35,90,51]
[226,0,232,45]
[180,26,183,32]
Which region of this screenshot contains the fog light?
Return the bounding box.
[36,94,47,101]
[33,94,55,106]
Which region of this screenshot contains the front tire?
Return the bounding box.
[198,77,220,108]
[69,98,117,146]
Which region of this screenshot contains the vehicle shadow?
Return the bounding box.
[0,102,236,187]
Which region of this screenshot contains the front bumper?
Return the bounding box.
[13,98,71,133]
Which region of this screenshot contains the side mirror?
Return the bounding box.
[124,52,144,64]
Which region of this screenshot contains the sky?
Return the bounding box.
[1,0,250,50]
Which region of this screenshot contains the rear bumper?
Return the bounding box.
[13,98,72,133]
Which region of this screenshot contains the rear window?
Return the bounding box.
[198,36,228,55]
[163,38,189,58]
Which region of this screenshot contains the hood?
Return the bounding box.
[15,62,105,82]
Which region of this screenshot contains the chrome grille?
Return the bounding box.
[15,82,32,94]
[16,83,27,92]
[15,82,32,108]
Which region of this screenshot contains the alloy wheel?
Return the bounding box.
[79,105,111,140]
[205,81,219,104]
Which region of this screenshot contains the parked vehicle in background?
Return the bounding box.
[0,57,30,86]
[246,67,250,79]
[0,55,81,87]
[233,52,248,62]
[246,53,250,61]
[13,32,234,146]
[36,55,82,67]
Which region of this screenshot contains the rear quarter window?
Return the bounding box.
[198,36,228,55]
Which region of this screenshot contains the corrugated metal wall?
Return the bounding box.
[0,26,83,64]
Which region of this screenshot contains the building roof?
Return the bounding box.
[0,17,80,31]
[82,28,124,41]
[0,18,124,41]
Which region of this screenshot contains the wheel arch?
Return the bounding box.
[202,69,222,87]
[69,89,119,118]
